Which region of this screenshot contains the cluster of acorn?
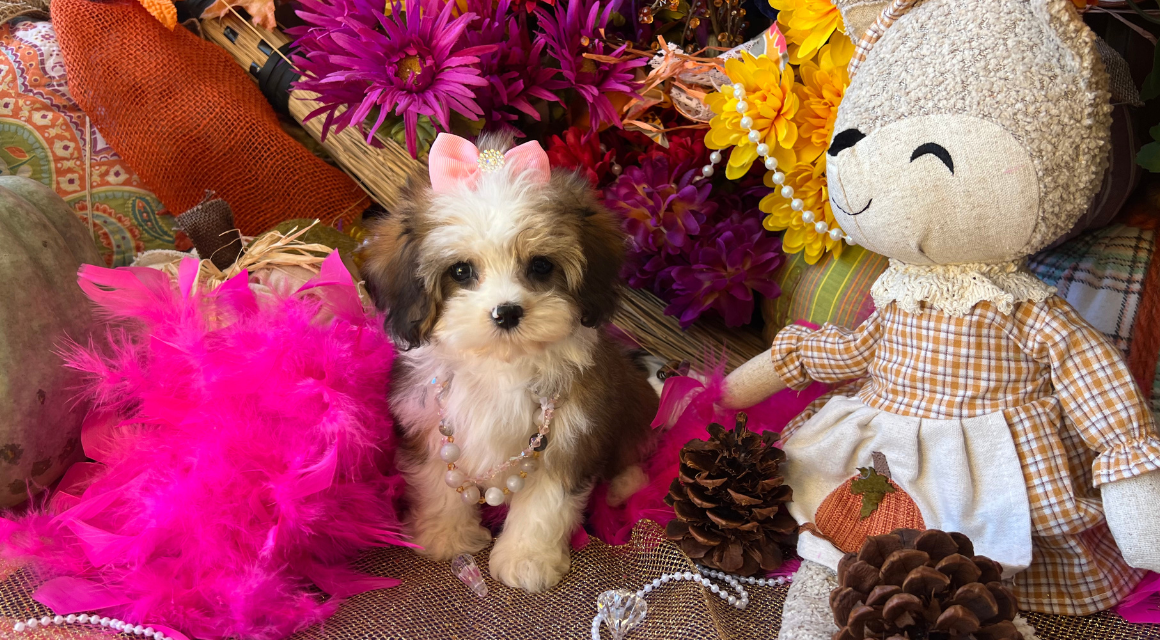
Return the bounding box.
[831,529,1023,640]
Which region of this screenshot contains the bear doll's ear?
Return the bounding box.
[832,0,890,42]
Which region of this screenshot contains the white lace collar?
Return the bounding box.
[871,260,1055,316]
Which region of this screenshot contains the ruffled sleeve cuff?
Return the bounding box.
[1094,437,1160,486]
[771,324,815,392]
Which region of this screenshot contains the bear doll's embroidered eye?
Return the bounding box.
[911,143,955,174]
[828,129,866,156]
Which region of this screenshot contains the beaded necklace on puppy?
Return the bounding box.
[431,376,559,507]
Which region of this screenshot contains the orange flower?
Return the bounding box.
[138,0,177,29]
[760,158,843,264]
[792,36,853,163]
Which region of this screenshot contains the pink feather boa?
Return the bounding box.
[0,254,409,640]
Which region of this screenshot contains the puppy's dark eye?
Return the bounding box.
[911,142,954,174]
[450,262,474,283]
[529,256,554,277]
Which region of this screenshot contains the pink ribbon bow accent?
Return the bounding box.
[428,133,552,193]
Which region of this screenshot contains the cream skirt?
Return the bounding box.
[782,395,1033,578]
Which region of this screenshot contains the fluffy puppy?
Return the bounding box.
[360,134,658,592]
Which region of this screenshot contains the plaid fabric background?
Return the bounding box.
[1028,223,1154,356]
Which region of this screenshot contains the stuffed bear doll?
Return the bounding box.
[722,1,1160,637]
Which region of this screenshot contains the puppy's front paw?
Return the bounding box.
[413,521,492,561]
[489,536,571,593]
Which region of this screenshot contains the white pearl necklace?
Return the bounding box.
[590,564,791,639]
[431,376,558,507]
[700,83,856,247]
[13,613,170,639]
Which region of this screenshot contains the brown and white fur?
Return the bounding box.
[360,136,658,592]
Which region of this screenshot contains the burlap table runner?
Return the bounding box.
[0,521,1155,639]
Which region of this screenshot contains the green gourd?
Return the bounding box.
[0,176,100,506]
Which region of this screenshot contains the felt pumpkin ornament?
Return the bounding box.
[805,455,926,554]
[0,176,100,506]
[719,0,1160,637]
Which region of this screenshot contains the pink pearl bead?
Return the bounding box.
[445,468,467,488]
[461,485,481,504]
[439,442,461,463]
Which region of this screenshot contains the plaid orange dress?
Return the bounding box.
[772,275,1160,615]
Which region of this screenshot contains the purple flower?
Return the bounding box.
[665,214,783,328]
[292,0,493,156]
[535,0,647,130]
[604,154,716,291]
[606,154,715,255]
[465,0,568,130]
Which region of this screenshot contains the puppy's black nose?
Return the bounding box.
[492,304,523,330]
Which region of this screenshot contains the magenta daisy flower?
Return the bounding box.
[292,0,492,156]
[536,0,646,130]
[465,0,568,130]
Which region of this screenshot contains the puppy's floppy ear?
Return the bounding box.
[577,206,626,327]
[553,173,625,327]
[359,184,440,350]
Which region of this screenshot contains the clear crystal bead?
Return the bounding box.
[451,554,489,598]
[595,589,648,640]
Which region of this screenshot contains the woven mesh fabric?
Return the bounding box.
[50,0,368,236]
[175,193,242,270]
[0,521,1156,639]
[1095,38,1141,107]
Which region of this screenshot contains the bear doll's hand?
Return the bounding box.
[721,348,788,409]
[1103,470,1160,573]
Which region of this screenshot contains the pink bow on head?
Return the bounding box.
[428,133,552,193]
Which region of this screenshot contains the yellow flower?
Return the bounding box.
[760,158,843,264]
[769,0,845,64]
[706,52,799,180]
[792,35,853,163]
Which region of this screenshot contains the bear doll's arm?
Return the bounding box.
[1025,299,1160,486]
[1022,298,1160,572]
[722,311,883,409]
[1103,472,1160,573]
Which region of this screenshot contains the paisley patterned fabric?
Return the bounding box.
[0,19,176,266]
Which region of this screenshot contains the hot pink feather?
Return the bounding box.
[0,254,409,640]
[1118,571,1160,624]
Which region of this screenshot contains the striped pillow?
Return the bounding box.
[761,245,889,343]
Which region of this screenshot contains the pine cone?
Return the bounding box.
[830,529,1023,640]
[664,413,796,576]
